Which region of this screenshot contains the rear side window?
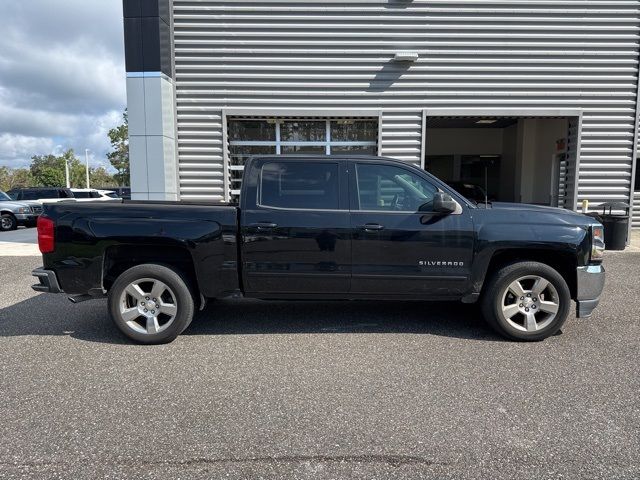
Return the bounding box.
[39,189,58,199]
[21,190,41,200]
[73,191,90,198]
[259,162,339,210]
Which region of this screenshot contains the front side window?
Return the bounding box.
[260,162,339,210]
[355,163,437,212]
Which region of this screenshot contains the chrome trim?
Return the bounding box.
[255,204,346,213]
[576,265,605,301]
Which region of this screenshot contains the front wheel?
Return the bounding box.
[1,213,17,231]
[481,261,571,341]
[108,264,195,344]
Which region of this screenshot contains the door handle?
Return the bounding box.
[359,223,384,231]
[250,222,278,230]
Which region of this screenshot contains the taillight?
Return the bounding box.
[37,216,55,253]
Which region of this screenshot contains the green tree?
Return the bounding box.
[30,149,86,188]
[0,167,32,191]
[108,110,129,186]
[89,166,116,188]
[30,153,67,187]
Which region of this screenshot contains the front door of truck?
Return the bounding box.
[241,159,350,295]
[348,161,474,297]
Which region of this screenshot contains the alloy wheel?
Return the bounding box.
[499,275,560,333]
[118,277,178,335]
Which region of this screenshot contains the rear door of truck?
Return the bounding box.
[239,157,351,295]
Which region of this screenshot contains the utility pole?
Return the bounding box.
[64,158,70,188]
[85,149,90,188]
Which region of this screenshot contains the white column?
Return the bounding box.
[126,72,179,201]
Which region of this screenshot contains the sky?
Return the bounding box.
[0,1,126,171]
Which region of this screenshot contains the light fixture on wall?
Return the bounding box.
[393,51,419,62]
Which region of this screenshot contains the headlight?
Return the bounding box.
[591,225,605,261]
[17,207,30,214]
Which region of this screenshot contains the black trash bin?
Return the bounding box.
[598,202,630,251]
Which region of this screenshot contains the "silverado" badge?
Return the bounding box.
[419,260,465,267]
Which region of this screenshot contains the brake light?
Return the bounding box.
[37,216,55,253]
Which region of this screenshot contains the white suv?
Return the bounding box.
[70,189,119,201]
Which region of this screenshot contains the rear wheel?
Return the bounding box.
[108,264,195,344]
[481,261,571,341]
[1,213,17,231]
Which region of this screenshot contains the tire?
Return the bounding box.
[1,213,17,231]
[108,264,195,344]
[480,261,571,341]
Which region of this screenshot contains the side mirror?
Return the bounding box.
[432,192,457,214]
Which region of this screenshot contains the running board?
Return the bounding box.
[68,294,94,304]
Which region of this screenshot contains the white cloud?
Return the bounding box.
[0,0,126,170]
[0,134,55,168]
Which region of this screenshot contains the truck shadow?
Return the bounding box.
[188,299,498,340]
[0,295,501,344]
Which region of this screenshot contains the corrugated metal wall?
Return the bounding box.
[173,0,640,212]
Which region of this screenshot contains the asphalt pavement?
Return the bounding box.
[0,227,37,244]
[0,227,39,256]
[0,254,639,479]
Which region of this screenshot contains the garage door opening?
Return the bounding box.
[424,116,579,209]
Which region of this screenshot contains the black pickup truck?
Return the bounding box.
[32,155,605,344]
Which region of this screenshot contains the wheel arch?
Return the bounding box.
[482,249,577,299]
[103,244,200,298]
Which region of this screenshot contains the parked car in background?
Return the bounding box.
[98,189,120,199]
[446,181,493,204]
[107,187,131,200]
[7,187,75,203]
[0,190,42,230]
[70,188,119,201]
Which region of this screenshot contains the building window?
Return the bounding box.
[227,118,377,197]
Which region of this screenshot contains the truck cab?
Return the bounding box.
[239,156,474,299]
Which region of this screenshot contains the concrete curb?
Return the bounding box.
[0,242,41,256]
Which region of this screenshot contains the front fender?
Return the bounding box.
[467,216,590,297]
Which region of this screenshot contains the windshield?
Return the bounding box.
[0,191,12,201]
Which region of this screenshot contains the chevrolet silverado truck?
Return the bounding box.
[32,155,606,344]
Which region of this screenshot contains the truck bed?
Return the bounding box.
[40,200,241,298]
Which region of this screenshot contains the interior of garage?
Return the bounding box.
[425,117,570,206]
